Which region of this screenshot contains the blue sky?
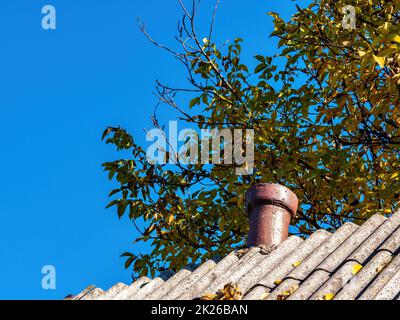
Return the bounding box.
[0,0,302,299]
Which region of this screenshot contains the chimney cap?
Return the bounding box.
[245,183,299,247]
[245,183,298,218]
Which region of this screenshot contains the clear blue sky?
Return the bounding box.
[0,0,302,299]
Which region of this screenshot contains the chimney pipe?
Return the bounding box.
[246,183,298,248]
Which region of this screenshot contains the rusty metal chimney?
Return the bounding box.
[246,183,298,248]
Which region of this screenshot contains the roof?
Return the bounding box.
[71,212,400,300]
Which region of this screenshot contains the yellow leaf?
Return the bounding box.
[373,54,385,68]
[389,34,400,43]
[274,279,282,285]
[391,172,399,179]
[352,263,363,275]
[322,293,335,300]
[202,283,243,300]
[147,224,155,233]
[200,293,217,300]
[358,50,367,57]
[276,286,298,300]
[167,215,174,225]
[292,261,302,267]
[383,22,389,31]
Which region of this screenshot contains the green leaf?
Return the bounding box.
[254,63,267,73]
[254,55,265,63]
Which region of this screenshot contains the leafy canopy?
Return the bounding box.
[102,0,400,277]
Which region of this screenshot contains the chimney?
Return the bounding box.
[245,183,298,248]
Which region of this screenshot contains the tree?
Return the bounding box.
[102,0,400,278]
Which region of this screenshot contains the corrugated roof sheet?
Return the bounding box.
[72,212,400,300]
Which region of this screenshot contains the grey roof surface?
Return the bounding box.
[72,212,400,300]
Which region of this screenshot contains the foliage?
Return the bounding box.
[102,0,400,277]
[200,283,243,300]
